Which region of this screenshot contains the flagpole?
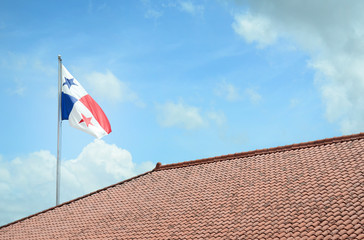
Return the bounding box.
[56,55,62,206]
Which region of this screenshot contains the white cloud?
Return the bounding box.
[207,111,226,126]
[156,101,205,130]
[233,0,364,133]
[215,80,241,102]
[232,12,278,48]
[61,140,135,200]
[0,151,57,226]
[142,1,204,19]
[142,0,164,19]
[135,161,156,173]
[179,1,204,15]
[214,80,262,104]
[85,70,145,107]
[244,88,262,104]
[0,140,154,226]
[156,100,227,130]
[145,9,163,19]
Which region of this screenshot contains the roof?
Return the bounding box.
[1,133,364,239]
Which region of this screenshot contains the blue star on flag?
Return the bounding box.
[63,77,78,89]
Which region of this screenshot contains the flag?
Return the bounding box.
[61,65,111,139]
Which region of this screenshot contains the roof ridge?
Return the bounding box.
[0,170,154,229]
[154,132,364,171]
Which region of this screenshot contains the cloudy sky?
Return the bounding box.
[1,0,363,226]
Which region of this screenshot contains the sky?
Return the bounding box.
[1,0,363,226]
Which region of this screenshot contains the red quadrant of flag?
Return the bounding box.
[79,94,112,134]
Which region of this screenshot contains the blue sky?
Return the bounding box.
[1,0,363,226]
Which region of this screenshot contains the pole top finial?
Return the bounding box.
[58,55,62,61]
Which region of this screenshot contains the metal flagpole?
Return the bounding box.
[56,55,62,206]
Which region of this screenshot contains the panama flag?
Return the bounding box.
[61,65,111,139]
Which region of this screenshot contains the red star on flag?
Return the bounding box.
[79,113,93,127]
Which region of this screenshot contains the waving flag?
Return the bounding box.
[61,65,111,139]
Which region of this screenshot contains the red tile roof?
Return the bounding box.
[1,133,364,239]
